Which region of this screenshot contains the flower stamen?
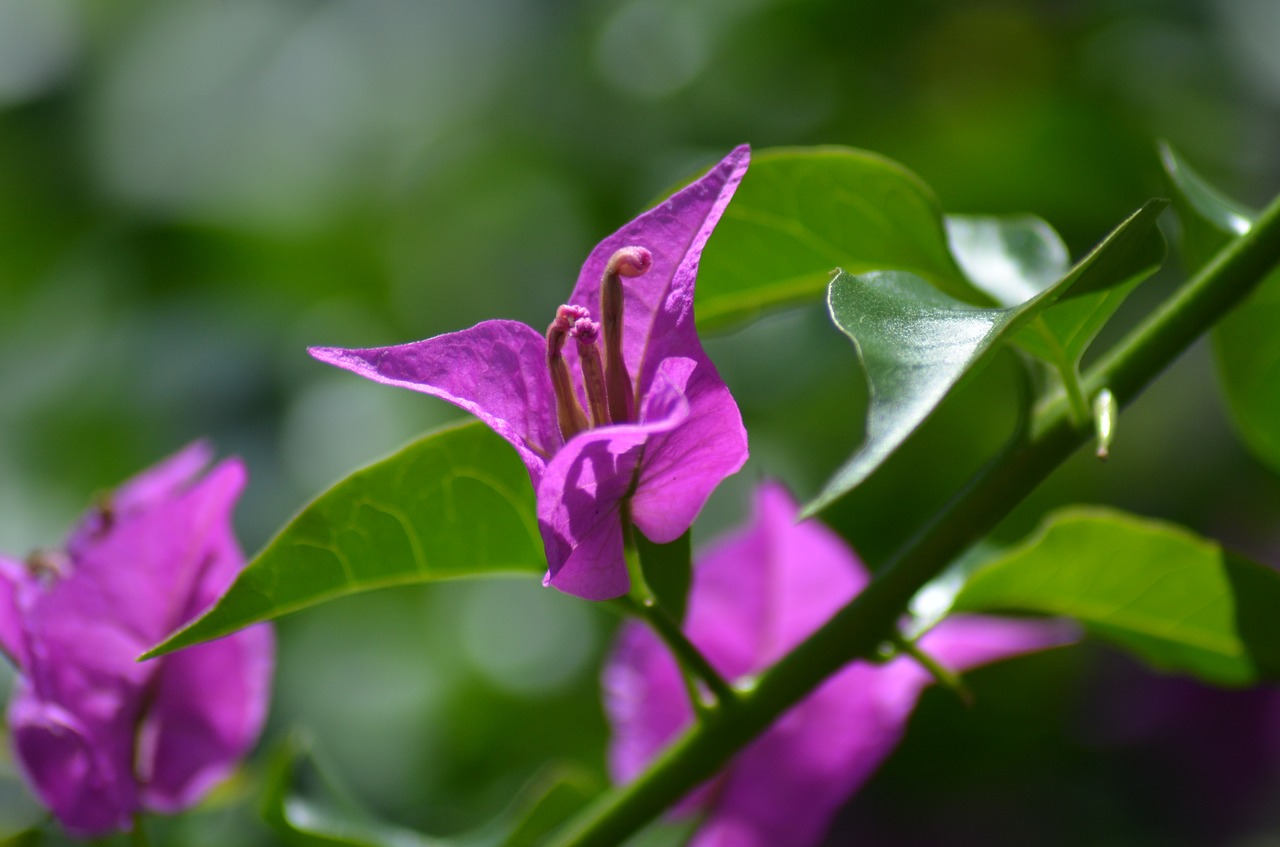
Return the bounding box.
[601,246,652,424]
[572,317,611,427]
[547,305,591,440]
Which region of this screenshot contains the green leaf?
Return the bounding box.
[948,212,1163,386]
[145,421,542,658]
[0,755,45,840]
[1158,140,1254,271]
[807,201,1166,514]
[264,736,443,847]
[1215,291,1280,478]
[1023,200,1166,302]
[488,767,600,847]
[946,214,1071,307]
[636,529,691,623]
[952,507,1280,686]
[1159,142,1280,478]
[695,146,981,330]
[1013,280,1145,374]
[263,736,599,847]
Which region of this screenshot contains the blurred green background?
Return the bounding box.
[3,0,1280,844]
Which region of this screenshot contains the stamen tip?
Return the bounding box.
[571,317,600,344]
[608,246,652,278]
[554,304,591,330]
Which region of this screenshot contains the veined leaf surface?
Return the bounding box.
[953,507,1280,686]
[145,421,542,658]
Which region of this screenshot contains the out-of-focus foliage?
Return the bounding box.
[4,1,1280,845]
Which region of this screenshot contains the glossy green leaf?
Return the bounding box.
[145,421,542,658]
[949,212,1163,387]
[807,201,1166,514]
[946,214,1071,307]
[263,736,599,847]
[952,507,1280,686]
[1013,280,1145,374]
[1159,142,1280,477]
[695,146,981,330]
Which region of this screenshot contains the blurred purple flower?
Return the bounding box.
[310,146,750,601]
[0,443,274,838]
[603,483,1077,847]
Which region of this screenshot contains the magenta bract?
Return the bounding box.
[603,483,1078,847]
[0,443,274,837]
[310,146,751,600]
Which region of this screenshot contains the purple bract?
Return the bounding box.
[0,443,274,837]
[310,146,751,600]
[603,483,1078,847]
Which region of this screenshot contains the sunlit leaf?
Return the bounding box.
[952,507,1280,686]
[949,212,1164,386]
[145,421,542,658]
[807,201,1166,514]
[1159,142,1280,477]
[695,146,981,330]
[947,214,1070,307]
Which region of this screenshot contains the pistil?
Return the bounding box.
[600,246,652,424]
[572,317,611,427]
[547,305,590,440]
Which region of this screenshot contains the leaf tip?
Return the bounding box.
[798,488,835,520]
[137,641,173,662]
[138,616,208,661]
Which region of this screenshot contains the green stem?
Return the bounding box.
[621,595,737,712]
[618,532,736,711]
[546,190,1280,847]
[1059,360,1090,427]
[889,632,972,705]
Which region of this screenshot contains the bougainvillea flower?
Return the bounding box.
[310,146,750,600]
[0,443,274,837]
[604,483,1077,847]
